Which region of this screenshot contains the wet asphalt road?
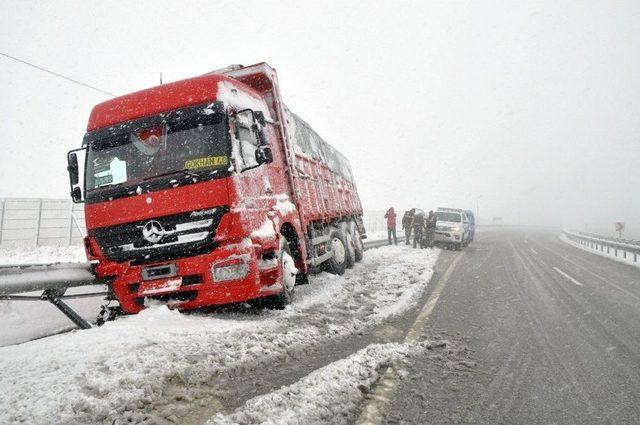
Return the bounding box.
[384,227,640,425]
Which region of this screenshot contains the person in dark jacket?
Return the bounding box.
[412,212,425,248]
[402,209,415,245]
[425,210,437,248]
[384,207,397,245]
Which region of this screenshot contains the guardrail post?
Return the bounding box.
[0,200,4,245]
[35,198,43,247]
[41,288,92,329]
[68,205,74,246]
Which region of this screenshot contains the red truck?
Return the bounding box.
[67,63,366,315]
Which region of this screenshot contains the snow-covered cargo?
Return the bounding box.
[66,62,366,315]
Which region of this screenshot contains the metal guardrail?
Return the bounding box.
[563,230,640,265]
[0,262,110,329]
[362,236,406,250]
[576,231,640,247]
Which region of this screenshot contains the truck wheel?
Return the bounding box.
[350,222,364,262]
[326,229,348,275]
[345,228,356,269]
[267,239,297,309]
[96,305,122,326]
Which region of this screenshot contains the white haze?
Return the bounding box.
[0,0,638,234]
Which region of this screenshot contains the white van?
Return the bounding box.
[434,208,470,250]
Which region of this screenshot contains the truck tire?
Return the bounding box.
[344,226,356,269]
[350,221,364,262]
[267,239,297,309]
[325,229,348,275]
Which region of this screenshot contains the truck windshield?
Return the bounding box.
[436,212,462,222]
[85,113,229,194]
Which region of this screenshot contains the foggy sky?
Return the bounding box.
[1,0,639,233]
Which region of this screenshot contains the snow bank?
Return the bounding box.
[0,245,438,424]
[209,342,426,425]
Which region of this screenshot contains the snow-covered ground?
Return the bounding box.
[208,342,435,425]
[0,245,438,425]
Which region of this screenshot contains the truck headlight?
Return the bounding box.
[212,258,249,282]
[452,226,461,232]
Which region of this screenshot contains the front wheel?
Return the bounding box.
[325,229,348,275]
[267,239,297,309]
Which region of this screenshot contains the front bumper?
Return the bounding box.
[97,241,282,314]
[434,230,463,243]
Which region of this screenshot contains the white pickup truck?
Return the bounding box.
[434,208,471,250]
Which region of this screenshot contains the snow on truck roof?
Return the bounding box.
[87,73,269,131]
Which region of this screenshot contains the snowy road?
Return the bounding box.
[0,245,440,425]
[383,227,640,424]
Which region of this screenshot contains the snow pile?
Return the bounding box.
[283,245,439,334]
[251,220,276,239]
[0,245,86,265]
[0,245,438,424]
[209,342,424,425]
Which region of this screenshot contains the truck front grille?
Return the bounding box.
[90,206,230,265]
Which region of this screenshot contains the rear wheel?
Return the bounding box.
[325,229,348,275]
[344,226,356,268]
[350,222,364,262]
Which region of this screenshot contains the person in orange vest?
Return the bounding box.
[384,207,398,245]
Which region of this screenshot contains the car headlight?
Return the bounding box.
[212,258,249,282]
[451,226,461,231]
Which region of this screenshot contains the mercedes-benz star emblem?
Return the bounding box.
[142,220,164,244]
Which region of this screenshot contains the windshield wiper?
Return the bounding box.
[142,168,200,182]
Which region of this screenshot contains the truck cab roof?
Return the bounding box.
[87,71,265,131]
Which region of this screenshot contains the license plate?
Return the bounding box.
[138,277,183,296]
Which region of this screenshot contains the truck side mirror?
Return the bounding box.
[67,148,86,203]
[71,186,82,202]
[255,146,273,165]
[254,111,266,127]
[68,152,79,185]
